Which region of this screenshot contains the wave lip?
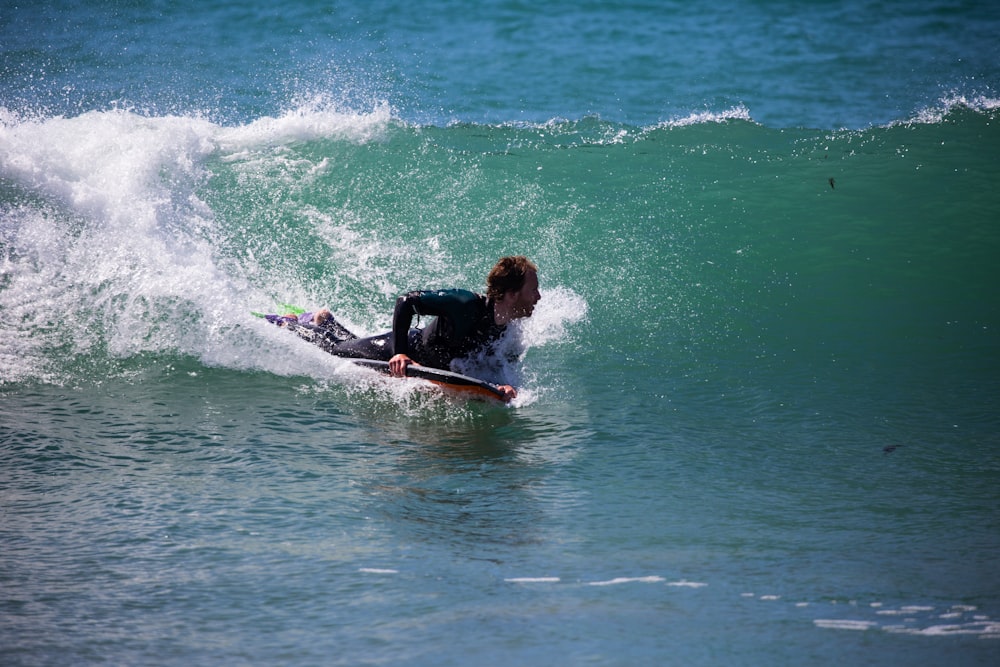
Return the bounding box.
[894,92,1000,127]
[216,99,394,152]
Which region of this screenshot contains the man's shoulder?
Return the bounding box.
[418,288,483,306]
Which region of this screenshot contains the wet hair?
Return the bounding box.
[486,255,537,300]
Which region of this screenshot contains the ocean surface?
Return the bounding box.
[2,1,999,665]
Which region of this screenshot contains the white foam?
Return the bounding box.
[0,103,409,386]
[358,568,398,574]
[216,99,392,152]
[805,599,998,638]
[587,576,665,587]
[519,286,589,348]
[814,619,877,631]
[655,105,754,129]
[895,93,1000,127]
[885,621,1000,637]
[666,580,708,588]
[876,605,934,616]
[505,577,560,583]
[0,110,231,382]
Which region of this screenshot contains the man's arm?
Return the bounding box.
[388,290,481,376]
[390,291,422,357]
[388,291,426,376]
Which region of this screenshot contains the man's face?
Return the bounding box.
[508,270,541,319]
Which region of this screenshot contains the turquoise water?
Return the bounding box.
[2,2,999,665]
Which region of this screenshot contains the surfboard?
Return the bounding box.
[255,309,510,401]
[349,359,509,402]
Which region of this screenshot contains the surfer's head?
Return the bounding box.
[487,256,537,299]
[488,255,540,320]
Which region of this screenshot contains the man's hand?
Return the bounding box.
[389,353,414,377]
[496,384,517,402]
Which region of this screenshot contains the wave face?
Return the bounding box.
[3,102,997,401]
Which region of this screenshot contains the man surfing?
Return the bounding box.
[265,256,540,401]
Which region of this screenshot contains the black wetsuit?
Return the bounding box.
[292,289,507,371]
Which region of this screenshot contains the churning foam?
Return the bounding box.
[0,103,393,384]
[216,99,393,152]
[587,576,666,586]
[895,93,1000,127]
[1,102,586,393]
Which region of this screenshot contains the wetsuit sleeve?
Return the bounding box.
[392,291,422,355]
